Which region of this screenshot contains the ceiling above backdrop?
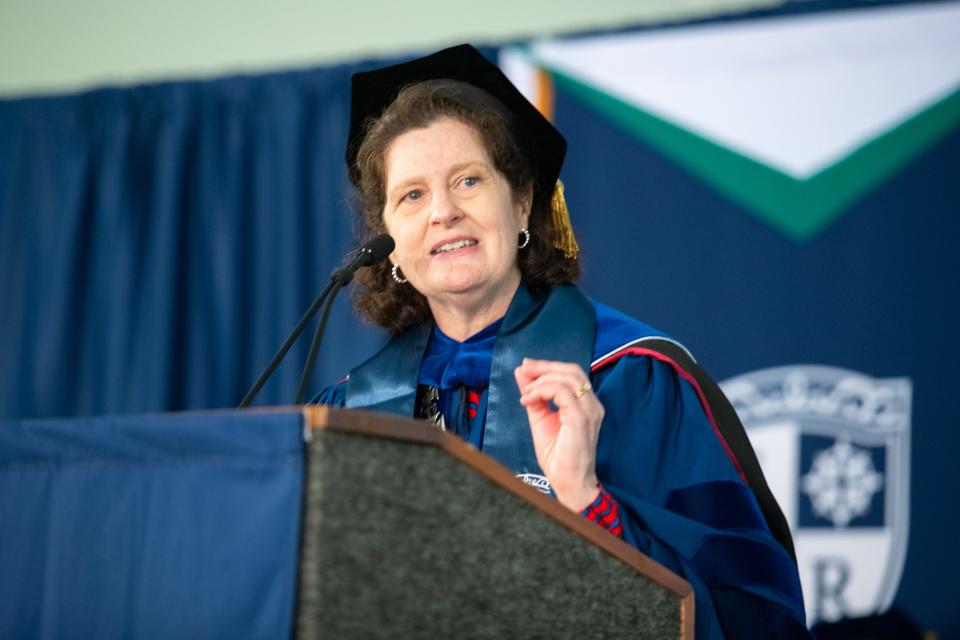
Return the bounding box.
[0,0,782,98]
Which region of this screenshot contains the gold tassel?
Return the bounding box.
[550,180,579,259]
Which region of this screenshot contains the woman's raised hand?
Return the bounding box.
[514,358,604,512]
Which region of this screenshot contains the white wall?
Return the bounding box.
[0,0,779,97]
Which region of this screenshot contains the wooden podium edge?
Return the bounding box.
[300,404,695,639]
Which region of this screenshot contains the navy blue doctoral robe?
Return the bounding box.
[314,284,810,639]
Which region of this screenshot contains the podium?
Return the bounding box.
[0,407,693,638]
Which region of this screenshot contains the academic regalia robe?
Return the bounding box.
[313,284,810,639]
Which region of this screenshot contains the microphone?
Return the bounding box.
[238,234,394,409]
[330,233,396,287]
[331,233,395,285]
[291,234,394,404]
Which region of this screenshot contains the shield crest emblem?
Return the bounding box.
[720,365,911,625]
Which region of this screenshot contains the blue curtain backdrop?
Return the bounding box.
[0,63,387,418]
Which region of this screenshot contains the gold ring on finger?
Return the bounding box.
[575,380,592,399]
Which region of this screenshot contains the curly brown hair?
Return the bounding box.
[350,81,580,333]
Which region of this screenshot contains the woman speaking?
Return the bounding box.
[314,44,809,639]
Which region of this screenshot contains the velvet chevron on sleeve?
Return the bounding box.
[580,484,624,538]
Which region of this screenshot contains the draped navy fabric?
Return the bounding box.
[0,64,389,419]
[0,410,305,638]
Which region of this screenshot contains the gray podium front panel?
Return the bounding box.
[296,407,692,639]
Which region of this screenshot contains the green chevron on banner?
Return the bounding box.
[550,69,960,241]
[503,2,960,242]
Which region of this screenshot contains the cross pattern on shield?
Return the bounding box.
[720,365,911,626]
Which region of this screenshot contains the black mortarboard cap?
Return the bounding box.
[346,44,567,207]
